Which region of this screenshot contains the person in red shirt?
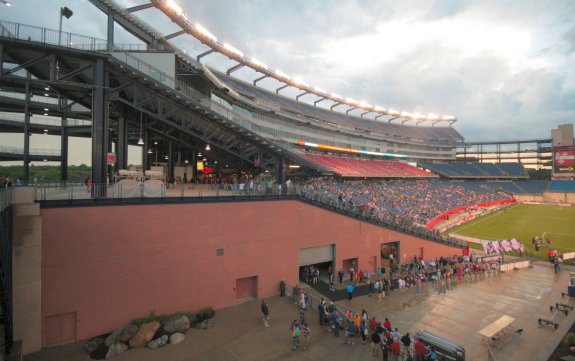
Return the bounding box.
[383,317,392,329]
[391,339,401,361]
[414,339,426,361]
[369,317,377,334]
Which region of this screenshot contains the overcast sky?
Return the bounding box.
[2,0,575,165]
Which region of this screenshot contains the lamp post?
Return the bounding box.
[58,6,73,46]
[184,159,189,183]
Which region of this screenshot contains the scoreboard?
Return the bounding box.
[553,146,575,177]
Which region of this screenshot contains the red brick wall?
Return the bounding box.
[41,200,459,344]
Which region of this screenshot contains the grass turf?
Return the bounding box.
[448,203,575,260]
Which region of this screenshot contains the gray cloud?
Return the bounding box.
[2,0,574,161]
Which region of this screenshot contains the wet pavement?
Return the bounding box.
[24,261,574,361]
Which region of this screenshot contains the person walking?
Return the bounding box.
[371,329,382,357]
[347,319,357,346]
[261,299,270,327]
[414,339,426,361]
[318,299,326,326]
[401,332,411,355]
[302,323,311,350]
[347,282,354,300]
[290,321,300,350]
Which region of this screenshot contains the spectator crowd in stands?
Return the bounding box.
[304,178,510,228]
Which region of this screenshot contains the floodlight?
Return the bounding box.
[293,77,308,87]
[275,69,290,79]
[412,112,425,119]
[166,0,184,16]
[442,115,456,120]
[331,93,343,100]
[195,23,217,42]
[2,1,12,7]
[250,58,267,69]
[346,98,358,105]
[60,6,73,19]
[426,113,439,120]
[314,87,326,94]
[400,111,412,118]
[223,42,243,57]
[359,101,372,109]
[373,106,386,112]
[387,109,400,115]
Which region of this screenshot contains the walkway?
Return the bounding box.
[24,262,575,361]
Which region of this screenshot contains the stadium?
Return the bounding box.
[0,0,574,360]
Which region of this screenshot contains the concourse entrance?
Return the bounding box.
[380,241,399,273]
[298,244,335,284]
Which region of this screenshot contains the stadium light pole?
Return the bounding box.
[58,6,74,46]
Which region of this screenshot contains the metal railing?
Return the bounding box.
[31,181,465,248]
[0,145,60,156]
[0,111,91,127]
[0,188,13,213]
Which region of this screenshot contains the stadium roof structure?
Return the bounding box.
[148,0,458,127]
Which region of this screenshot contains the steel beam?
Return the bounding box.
[126,3,154,12]
[345,107,357,115]
[60,99,68,181]
[164,30,186,40]
[330,102,342,110]
[197,49,214,61]
[23,78,30,181]
[375,114,385,121]
[2,53,50,76]
[276,84,289,94]
[314,97,326,106]
[117,114,127,170]
[226,63,245,75]
[90,58,108,194]
[296,91,309,100]
[88,0,159,49]
[107,12,114,50]
[253,74,268,85]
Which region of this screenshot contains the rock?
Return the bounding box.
[152,325,169,340]
[89,341,109,360]
[84,337,103,353]
[169,332,185,345]
[193,318,214,329]
[128,321,161,348]
[105,325,138,346]
[105,343,128,359]
[163,314,190,333]
[147,334,168,349]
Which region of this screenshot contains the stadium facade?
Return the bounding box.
[0,0,573,357]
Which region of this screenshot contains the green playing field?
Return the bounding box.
[449,203,575,259]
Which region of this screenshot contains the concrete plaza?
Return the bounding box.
[25,261,574,361]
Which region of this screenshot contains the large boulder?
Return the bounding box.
[163,314,190,334]
[128,321,161,348]
[105,343,128,359]
[169,332,185,345]
[84,337,103,353]
[147,335,168,349]
[105,325,139,346]
[193,318,214,330]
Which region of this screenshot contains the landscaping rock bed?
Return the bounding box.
[84,307,215,359]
